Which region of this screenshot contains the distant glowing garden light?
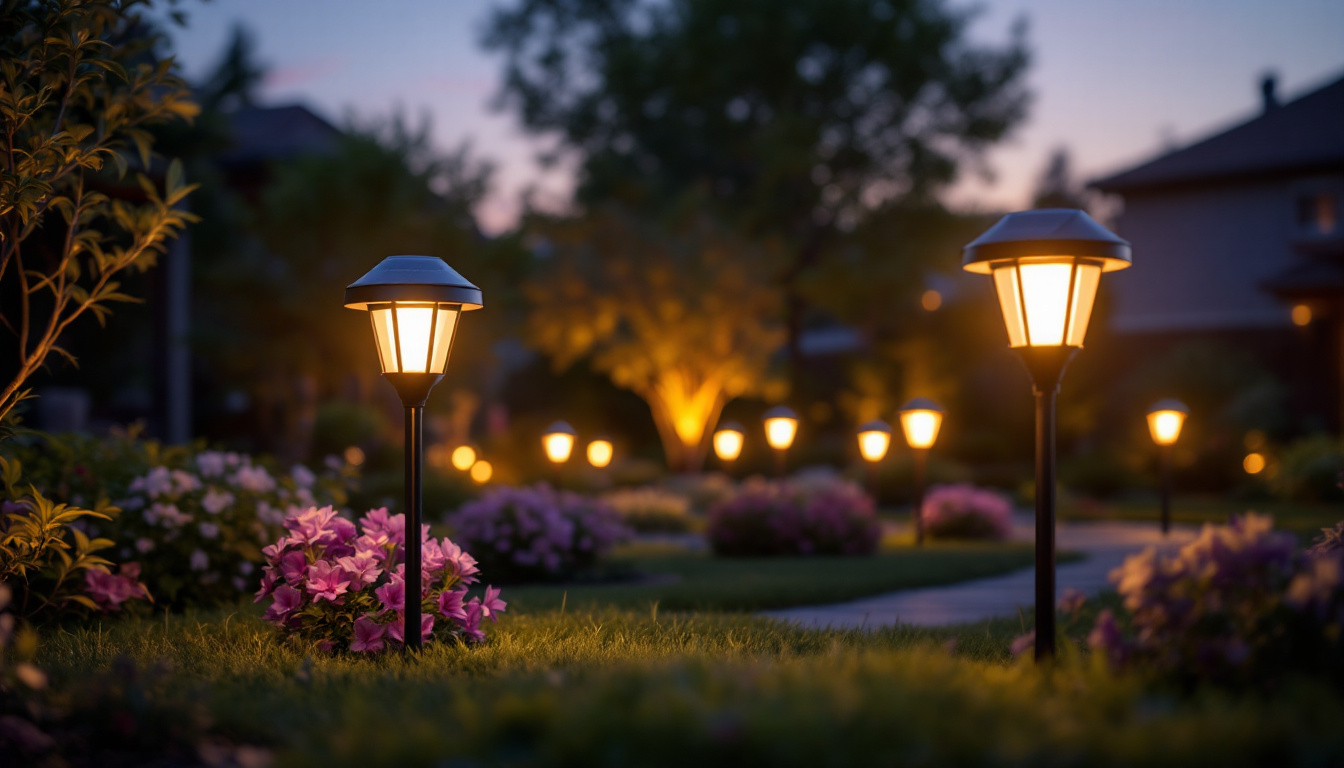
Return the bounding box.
[343,445,365,467]
[898,398,944,546]
[587,438,613,468]
[451,445,477,471]
[713,421,745,467]
[962,209,1130,663]
[345,255,482,652]
[542,421,577,464]
[469,460,493,484]
[1146,399,1188,536]
[763,406,798,477]
[856,420,891,496]
[1244,452,1266,475]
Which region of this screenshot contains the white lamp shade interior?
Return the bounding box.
[1147,410,1186,446]
[369,302,460,374]
[899,410,943,449]
[543,432,575,463]
[991,260,1101,347]
[858,430,891,462]
[764,417,797,450]
[713,429,744,461]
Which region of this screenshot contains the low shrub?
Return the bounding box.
[255,506,503,653]
[1089,513,1344,687]
[603,487,694,533]
[447,484,631,582]
[1272,435,1344,502]
[707,477,879,557]
[659,472,735,510]
[1,430,358,607]
[920,484,1013,541]
[0,457,148,622]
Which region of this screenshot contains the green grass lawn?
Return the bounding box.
[501,540,1059,614]
[1059,496,1342,541]
[21,606,1342,767]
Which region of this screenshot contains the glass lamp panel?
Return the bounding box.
[393,305,435,373]
[764,417,797,450]
[713,429,744,461]
[900,410,942,449]
[429,305,461,374]
[543,432,575,463]
[370,308,399,373]
[991,266,1028,347]
[1064,263,1102,347]
[1017,262,1075,346]
[1147,410,1185,446]
[858,430,891,462]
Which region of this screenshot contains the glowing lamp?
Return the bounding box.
[451,445,477,471]
[857,420,892,463]
[1146,399,1188,447]
[763,406,798,451]
[345,255,482,652]
[962,209,1130,664]
[542,421,576,464]
[898,398,944,450]
[469,460,492,484]
[587,439,613,468]
[713,421,745,463]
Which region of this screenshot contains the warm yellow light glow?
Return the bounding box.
[1292,304,1312,327]
[469,460,492,484]
[1147,411,1186,446]
[858,429,891,462]
[899,410,943,449]
[713,427,744,462]
[368,303,459,374]
[1243,452,1266,475]
[921,289,942,311]
[764,416,797,450]
[451,445,477,471]
[543,432,575,464]
[587,439,613,468]
[343,446,365,466]
[991,260,1101,347]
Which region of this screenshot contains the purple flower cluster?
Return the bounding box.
[256,506,504,653]
[707,477,880,557]
[1088,513,1344,685]
[83,562,151,611]
[919,484,1013,541]
[448,484,630,582]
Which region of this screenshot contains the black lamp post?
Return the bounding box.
[897,398,944,547]
[1146,399,1188,536]
[962,209,1131,662]
[345,255,483,651]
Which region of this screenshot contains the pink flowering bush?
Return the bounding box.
[707,477,880,557]
[256,506,505,653]
[919,484,1013,541]
[448,484,631,583]
[1088,514,1344,687]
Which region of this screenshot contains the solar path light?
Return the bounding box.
[898,398,944,546]
[1146,399,1188,536]
[763,406,798,478]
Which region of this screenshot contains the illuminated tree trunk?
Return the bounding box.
[642,371,729,473]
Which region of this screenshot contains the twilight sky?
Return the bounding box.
[160,0,1344,234]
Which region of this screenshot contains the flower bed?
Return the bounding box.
[1088,513,1344,687]
[919,484,1013,541]
[447,484,631,583]
[602,487,694,533]
[707,477,880,557]
[255,506,504,652]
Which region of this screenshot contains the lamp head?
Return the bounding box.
[542,421,577,464]
[763,406,798,451]
[856,420,892,462]
[1146,399,1189,447]
[450,445,477,471]
[713,421,745,462]
[962,210,1130,349]
[345,256,483,405]
[898,398,944,450]
[587,438,614,468]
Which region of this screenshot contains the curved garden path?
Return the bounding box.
[762,515,1197,628]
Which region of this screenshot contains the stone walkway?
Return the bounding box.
[763,516,1198,629]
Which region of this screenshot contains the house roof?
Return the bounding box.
[1092,73,1344,193]
[220,104,341,165]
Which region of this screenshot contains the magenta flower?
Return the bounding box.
[437,588,467,621]
[279,551,309,586]
[480,585,507,623]
[359,507,405,544]
[336,551,383,585]
[350,615,387,653]
[375,577,406,615]
[254,568,279,602]
[264,584,303,623]
[388,612,434,645]
[84,563,150,611]
[460,600,486,643]
[304,560,352,603]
